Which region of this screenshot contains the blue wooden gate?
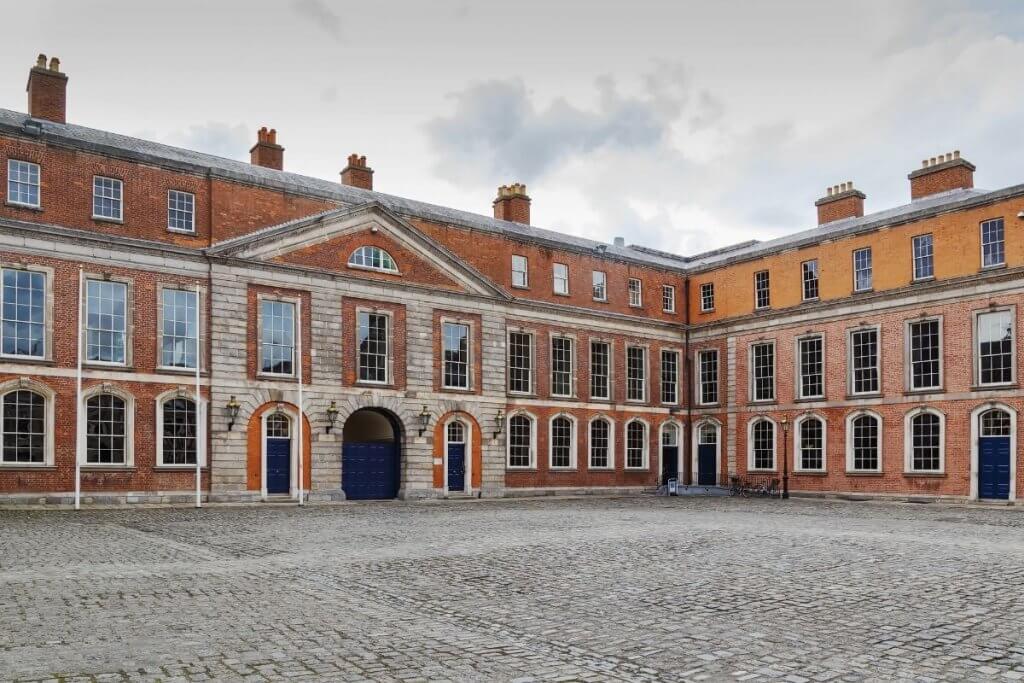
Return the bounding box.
[979,436,1010,500]
[447,443,466,492]
[266,437,291,494]
[697,444,717,486]
[343,442,399,500]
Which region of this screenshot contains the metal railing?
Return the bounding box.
[729,475,781,498]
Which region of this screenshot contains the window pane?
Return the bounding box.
[701,283,715,311]
[660,350,678,404]
[508,333,532,393]
[799,418,823,470]
[358,312,388,383]
[93,176,123,220]
[852,415,879,471]
[913,234,934,279]
[590,341,609,399]
[551,417,572,468]
[589,419,610,468]
[802,260,819,300]
[981,219,1005,268]
[978,310,1013,385]
[909,320,940,389]
[911,413,941,471]
[161,289,197,368]
[509,415,532,467]
[799,336,823,398]
[662,285,675,312]
[511,255,528,287]
[752,343,774,401]
[592,271,606,300]
[699,349,719,404]
[1,269,45,357]
[260,300,294,375]
[162,398,196,465]
[752,420,774,470]
[627,347,645,401]
[167,190,195,232]
[553,263,569,295]
[2,390,45,463]
[626,421,645,468]
[628,279,642,307]
[850,329,879,394]
[86,280,127,364]
[442,322,470,388]
[7,160,40,207]
[86,394,126,464]
[755,271,770,309]
[551,337,573,396]
[854,248,873,291]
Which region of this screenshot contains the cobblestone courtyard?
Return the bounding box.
[3,497,1024,682]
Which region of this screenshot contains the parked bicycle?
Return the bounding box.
[729,475,781,498]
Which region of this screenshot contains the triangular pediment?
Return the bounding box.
[209,203,509,298]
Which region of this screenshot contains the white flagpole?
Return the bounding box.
[297,297,304,506]
[74,267,83,511]
[194,284,202,509]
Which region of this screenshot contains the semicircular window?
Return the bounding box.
[348,246,398,273]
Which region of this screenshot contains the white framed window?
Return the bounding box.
[905,408,944,474]
[259,299,295,376]
[848,326,880,395]
[159,287,198,370]
[348,246,398,273]
[801,260,819,301]
[747,417,776,471]
[907,317,942,391]
[84,389,134,466]
[357,311,390,384]
[550,335,574,397]
[0,387,50,465]
[794,414,826,472]
[625,419,648,469]
[6,159,40,208]
[626,345,646,402]
[592,271,607,301]
[553,263,569,295]
[157,391,200,467]
[697,349,718,405]
[1,268,46,359]
[589,340,610,400]
[700,282,715,312]
[92,176,123,221]
[846,410,882,473]
[975,308,1014,387]
[442,321,471,389]
[853,247,872,292]
[167,190,195,233]
[754,270,770,309]
[507,412,536,468]
[750,341,775,402]
[588,416,613,469]
[511,255,529,288]
[548,414,576,469]
[660,349,679,404]
[628,278,642,307]
[85,279,128,365]
[662,285,676,313]
[797,334,824,399]
[981,218,1005,268]
[507,331,533,394]
[912,234,934,280]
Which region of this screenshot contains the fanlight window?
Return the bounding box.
[348,246,398,273]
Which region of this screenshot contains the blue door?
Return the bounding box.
[661,446,678,485]
[979,436,1010,500]
[448,443,466,492]
[266,437,291,494]
[697,444,717,486]
[343,442,399,500]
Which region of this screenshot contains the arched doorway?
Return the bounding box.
[693,420,720,486]
[660,422,680,485]
[342,408,401,500]
[265,412,292,495]
[978,408,1012,500]
[445,419,467,493]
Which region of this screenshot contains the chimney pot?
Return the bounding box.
[613,236,625,247]
[493,182,531,224]
[815,180,866,225]
[908,150,975,200]
[341,152,374,190]
[250,126,284,170]
[26,53,68,123]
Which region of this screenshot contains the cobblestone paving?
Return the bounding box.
[3,497,1024,682]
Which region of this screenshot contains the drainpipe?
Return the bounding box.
[683,277,693,487]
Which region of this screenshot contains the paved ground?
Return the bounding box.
[3,497,1024,682]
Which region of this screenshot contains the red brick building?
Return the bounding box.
[0,55,1021,505]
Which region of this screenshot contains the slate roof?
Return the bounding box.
[1,107,1021,274]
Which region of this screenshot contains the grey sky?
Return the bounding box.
[1,0,1021,255]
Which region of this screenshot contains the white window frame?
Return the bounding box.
[155,388,205,468]
[905,316,943,392]
[795,333,825,400]
[628,278,643,307]
[625,344,647,403]
[0,379,55,467]
[749,341,775,403]
[980,218,1005,269]
[793,413,827,473]
[592,271,607,302]
[589,339,611,401]
[587,415,615,470]
[747,416,777,472]
[548,413,577,470]
[348,246,399,274]
[511,255,529,289]
[92,175,124,222]
[845,409,883,474]
[356,308,392,386]
[506,410,537,469]
[81,384,135,468]
[904,407,945,474]
[156,284,204,372]
[912,233,934,281]
[441,319,473,390]
[83,275,133,368]
[624,418,649,470]
[507,329,534,395]
[700,282,715,312]
[256,294,298,379]
[662,284,676,313]
[847,325,881,396]
[853,247,873,292]
[553,263,569,296]
[660,348,680,405]
[549,333,576,398]
[6,159,41,208]
[696,348,719,406]
[0,264,53,361]
[167,189,196,234]
[754,270,770,310]
[801,260,819,301]
[973,306,1016,388]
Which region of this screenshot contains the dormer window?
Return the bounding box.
[348,246,398,273]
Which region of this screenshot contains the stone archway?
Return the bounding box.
[341,408,402,500]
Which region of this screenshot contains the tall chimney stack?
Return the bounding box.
[493,183,531,224]
[340,153,374,190]
[908,151,974,200]
[27,54,67,124]
[249,127,284,170]
[814,181,865,225]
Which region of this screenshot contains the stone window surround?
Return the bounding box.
[439,315,475,392]
[155,283,208,374]
[587,414,615,470]
[0,378,56,468]
[793,412,827,473]
[972,305,1016,389]
[845,409,883,474]
[505,409,537,470]
[154,387,206,469]
[354,306,394,387]
[794,332,826,401]
[81,271,135,369]
[255,292,300,380]
[0,260,55,363]
[846,324,882,397]
[81,382,136,469]
[904,315,943,393]
[549,331,578,399]
[506,327,535,396]
[547,412,578,470]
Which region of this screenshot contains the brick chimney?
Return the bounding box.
[340,154,373,190]
[815,181,865,225]
[908,151,975,200]
[26,54,67,124]
[249,127,284,170]
[493,183,530,224]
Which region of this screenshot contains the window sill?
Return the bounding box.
[553,291,570,297]
[971,383,1018,392]
[624,467,650,472]
[167,227,198,236]
[82,466,135,472]
[700,308,716,314]
[624,399,648,405]
[592,298,608,304]
[845,470,883,476]
[154,465,208,471]
[0,355,54,366]
[0,463,55,470]
[507,392,537,399]
[696,402,721,409]
[588,466,615,471]
[549,467,577,472]
[755,306,771,312]
[794,396,825,403]
[749,399,777,406]
[91,215,124,225]
[747,468,777,474]
[440,386,474,393]
[911,276,935,284]
[628,304,644,309]
[981,263,1007,272]
[793,470,827,476]
[511,285,530,291]
[257,373,298,382]
[551,394,577,401]
[506,466,537,471]
[157,366,206,376]
[5,201,42,212]
[845,392,882,400]
[588,396,612,403]
[662,309,676,315]
[801,297,820,304]
[853,288,873,295]
[903,388,943,396]
[903,471,946,478]
[347,264,401,276]
[354,381,393,389]
[83,363,134,372]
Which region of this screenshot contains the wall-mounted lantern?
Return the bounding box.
[494,409,505,439]
[226,395,241,431]
[418,405,431,437]
[325,401,339,433]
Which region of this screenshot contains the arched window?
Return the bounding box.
[86,393,127,464]
[907,409,944,473]
[625,420,647,469]
[589,418,611,469]
[447,420,465,444]
[981,408,1011,436]
[848,413,881,472]
[698,422,717,445]
[508,414,534,468]
[749,418,775,471]
[662,422,679,447]
[267,413,291,438]
[161,397,196,466]
[796,415,825,472]
[348,246,398,273]
[1,390,45,463]
[549,415,574,469]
